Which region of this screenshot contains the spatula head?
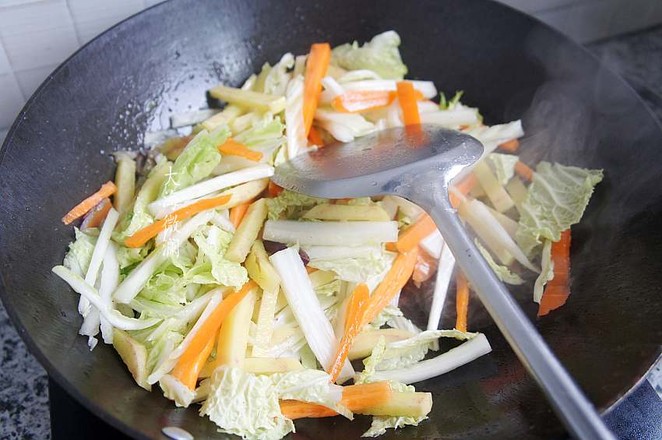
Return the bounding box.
[273,125,483,199]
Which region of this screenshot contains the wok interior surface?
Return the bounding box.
[1,0,661,438]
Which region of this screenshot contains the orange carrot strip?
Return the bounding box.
[280,382,392,420]
[538,230,571,317]
[396,214,436,253]
[412,247,438,287]
[80,198,112,230]
[229,201,251,228]
[62,181,117,225]
[396,81,421,126]
[362,248,419,327]
[308,126,324,147]
[124,193,231,248]
[171,333,216,389]
[455,272,470,332]
[329,284,369,382]
[171,281,255,390]
[499,138,520,153]
[303,43,331,136]
[332,90,395,113]
[267,181,284,198]
[515,161,534,181]
[218,138,263,162]
[449,173,477,208]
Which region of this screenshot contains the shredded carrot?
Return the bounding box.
[308,126,324,146]
[332,90,396,113]
[303,43,331,136]
[80,198,112,230]
[280,381,392,419]
[62,181,117,225]
[124,193,231,248]
[499,138,520,153]
[412,248,438,287]
[396,81,421,126]
[455,272,469,332]
[170,281,255,390]
[362,248,419,327]
[396,214,436,253]
[218,138,263,161]
[267,181,284,198]
[229,201,251,228]
[385,242,397,252]
[538,230,571,317]
[515,161,534,181]
[171,333,216,389]
[329,284,369,382]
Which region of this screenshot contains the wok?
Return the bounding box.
[1,0,661,438]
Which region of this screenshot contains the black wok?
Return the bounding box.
[1,0,661,438]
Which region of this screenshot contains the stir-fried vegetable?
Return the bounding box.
[52,31,603,440]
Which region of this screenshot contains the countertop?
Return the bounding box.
[1,25,662,440]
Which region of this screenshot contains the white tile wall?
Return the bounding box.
[0,0,661,140]
[68,0,145,44]
[0,73,25,128]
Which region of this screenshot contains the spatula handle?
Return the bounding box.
[424,194,615,440]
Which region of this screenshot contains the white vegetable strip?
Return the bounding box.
[419,229,443,259]
[321,76,344,98]
[303,244,381,260]
[337,69,382,83]
[81,208,120,313]
[263,220,398,246]
[52,266,159,331]
[114,211,215,304]
[314,109,375,143]
[426,243,455,331]
[458,199,538,272]
[99,243,120,344]
[148,164,274,218]
[342,80,437,98]
[170,109,219,128]
[420,109,479,127]
[211,210,235,233]
[270,248,354,382]
[285,75,307,158]
[369,333,492,384]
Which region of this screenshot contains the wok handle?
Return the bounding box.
[420,193,615,440]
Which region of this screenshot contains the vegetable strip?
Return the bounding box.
[171,334,215,390]
[62,181,117,224]
[396,81,421,126]
[538,230,571,317]
[455,272,469,332]
[329,284,369,382]
[218,138,263,161]
[396,214,436,253]
[229,201,251,228]
[514,160,534,181]
[499,138,520,152]
[303,43,332,136]
[125,194,231,248]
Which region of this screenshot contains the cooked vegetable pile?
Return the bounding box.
[52,31,603,439]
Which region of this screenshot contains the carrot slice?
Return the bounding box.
[171,332,216,390]
[396,81,421,126]
[396,214,436,253]
[332,90,395,113]
[538,230,571,317]
[170,281,255,390]
[328,284,369,382]
[218,138,263,162]
[124,193,231,248]
[515,161,534,181]
[229,201,251,228]
[361,248,419,327]
[80,198,112,230]
[499,138,520,153]
[303,43,332,136]
[267,181,284,198]
[455,272,469,332]
[280,381,392,419]
[62,181,117,225]
[412,248,438,287]
[308,126,324,147]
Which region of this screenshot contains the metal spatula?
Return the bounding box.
[273,125,614,440]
